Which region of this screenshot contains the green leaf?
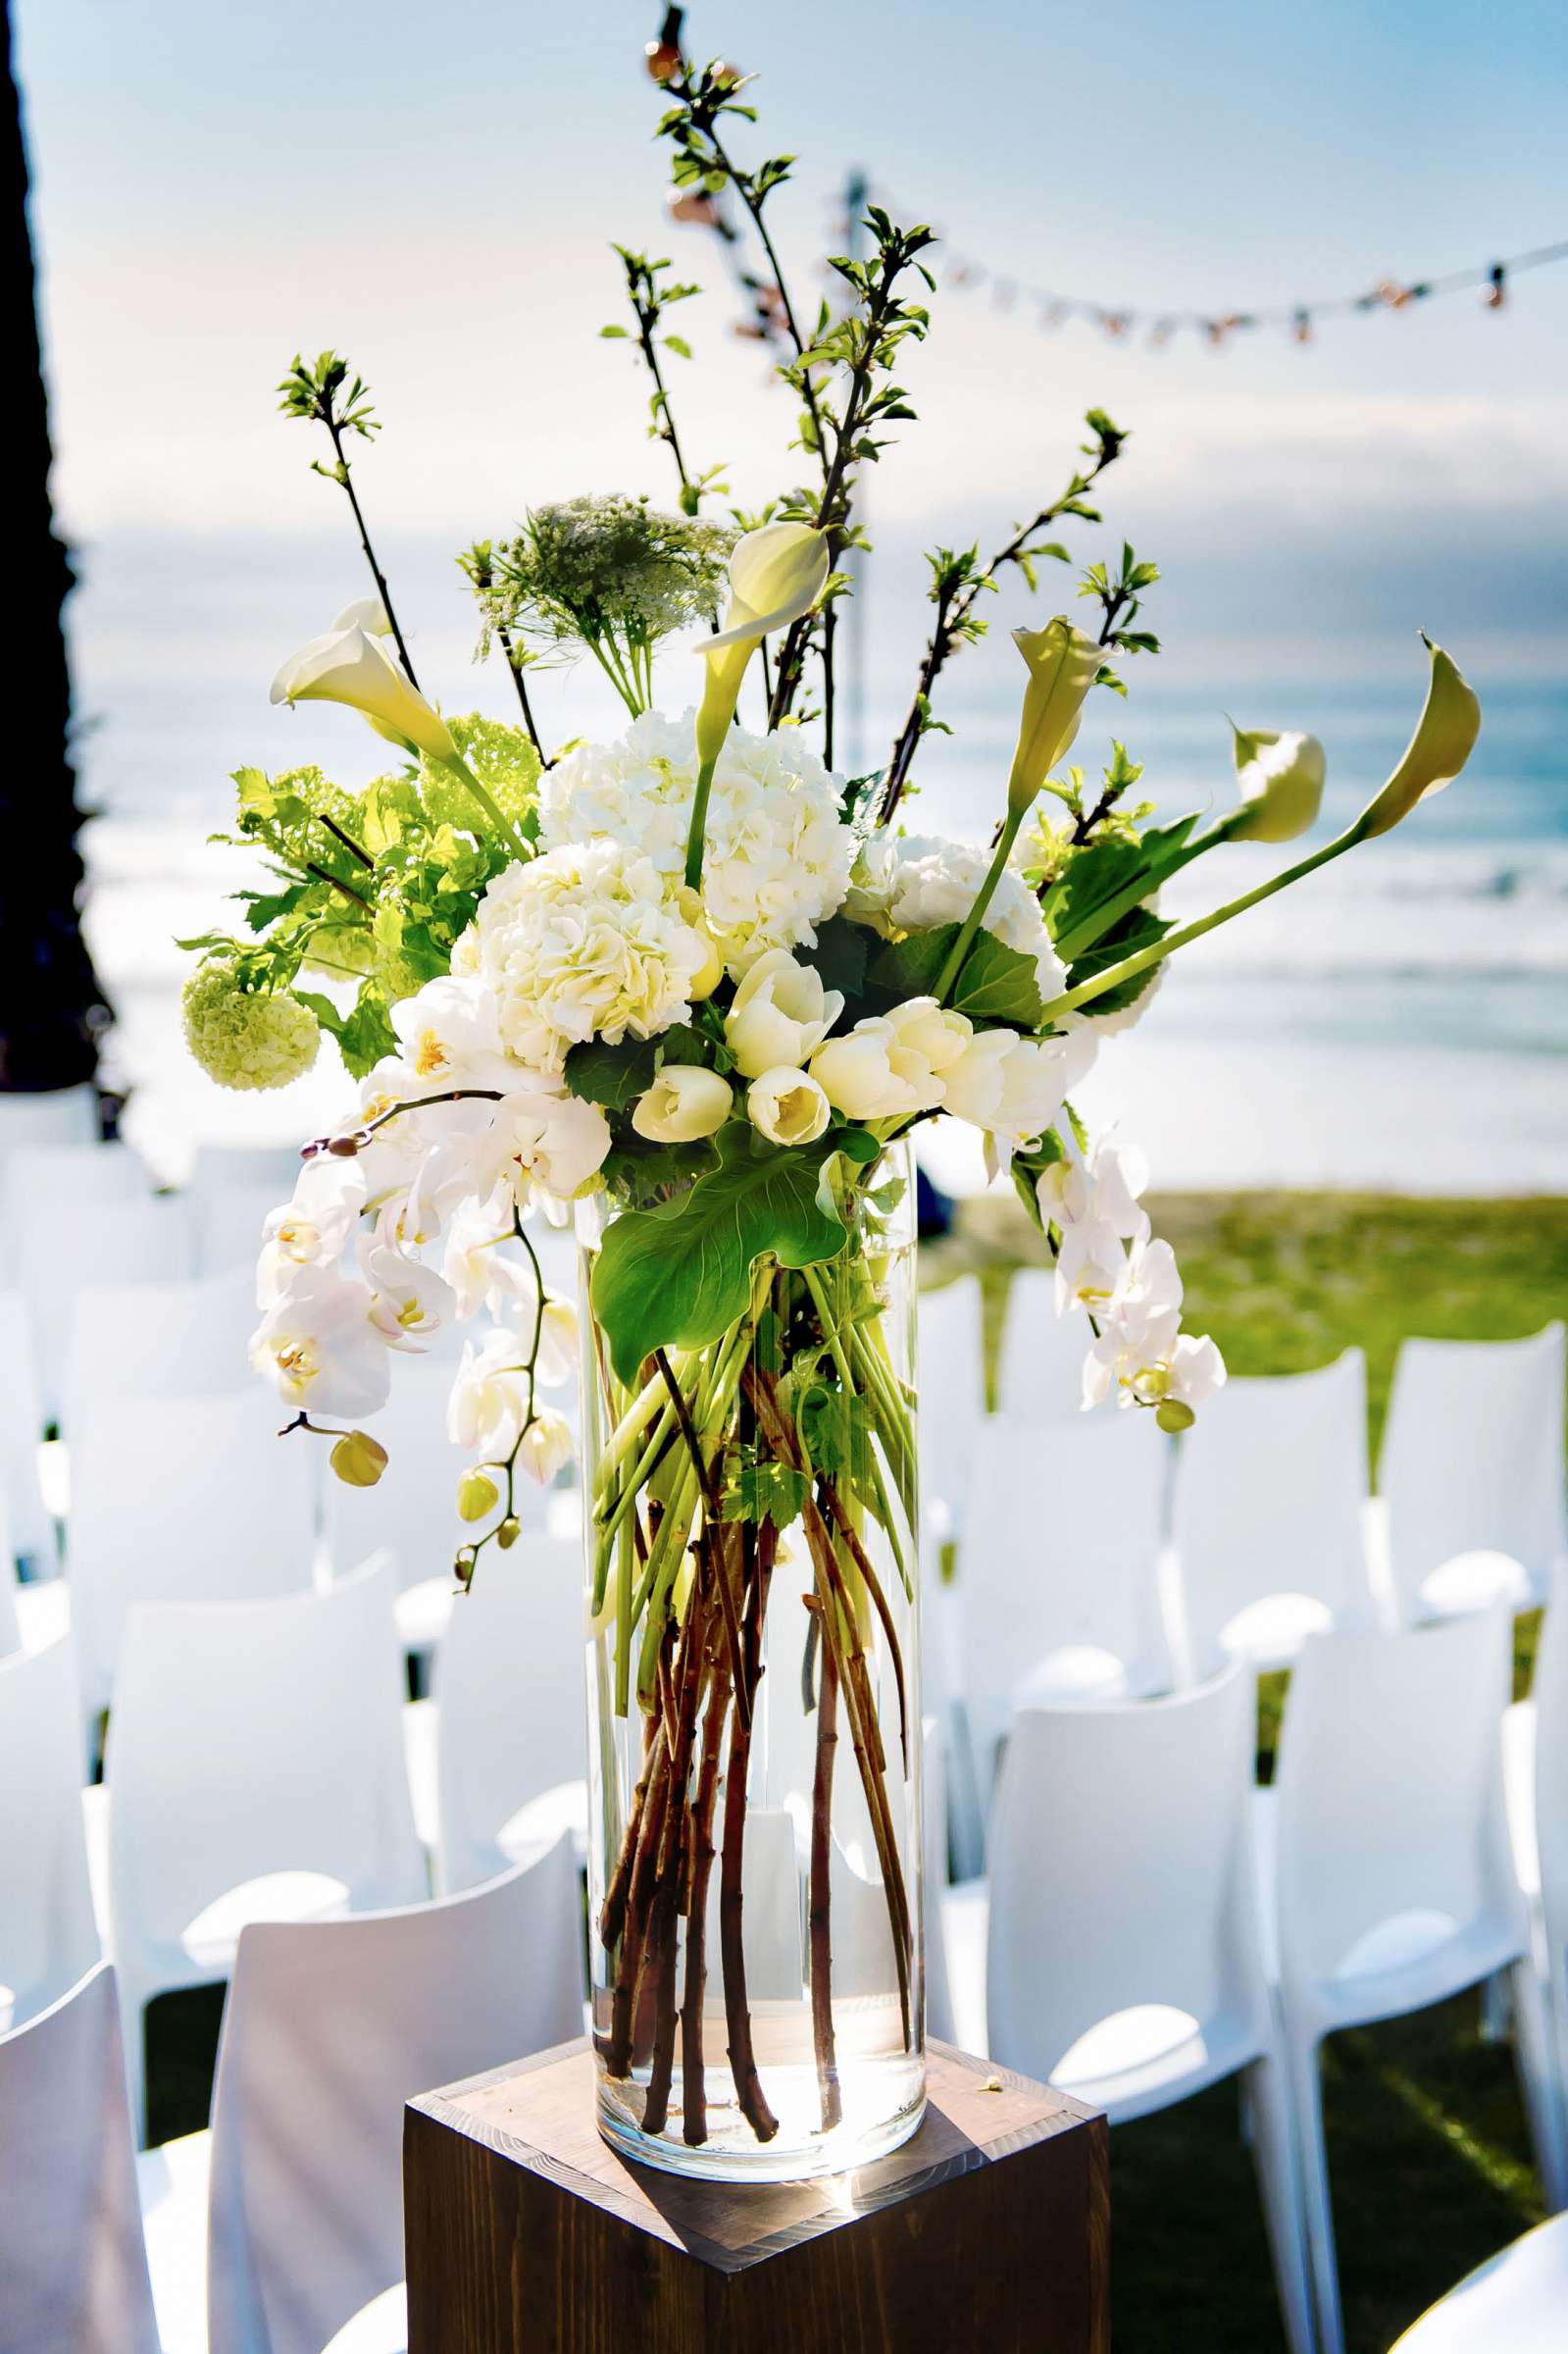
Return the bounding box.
[807,913,870,1001]
[564,1036,659,1111]
[1065,905,1171,1014]
[719,1448,808,1528]
[590,1125,874,1384]
[866,925,1043,1029]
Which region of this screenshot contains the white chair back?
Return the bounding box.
[960,1411,1171,1764]
[0,1083,99,1160]
[325,1356,475,1596]
[205,1845,582,2354]
[916,1274,985,1532]
[63,1266,257,1433]
[19,1195,193,1421]
[433,1535,586,1893]
[1273,1611,1518,1998]
[0,1138,142,1231]
[0,1966,158,2354]
[995,1266,1087,1422]
[0,1637,97,2033]
[0,1289,52,1560]
[187,1145,303,1277]
[1381,1323,1567,1619]
[1171,1349,1374,1673]
[106,1557,427,1971]
[986,1664,1267,2086]
[1531,1600,1568,2054]
[67,1389,315,1710]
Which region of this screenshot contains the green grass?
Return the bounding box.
[144,1195,1568,2351]
[930,1190,1568,2351]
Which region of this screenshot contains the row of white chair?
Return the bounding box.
[942,1602,1568,2354]
[0,1542,588,2143]
[0,1840,580,2354]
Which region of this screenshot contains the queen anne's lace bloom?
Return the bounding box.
[467,840,711,1071]
[844,833,1067,998]
[539,712,852,975]
[182,964,321,1092]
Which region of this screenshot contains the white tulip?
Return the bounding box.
[942,1029,1069,1146]
[249,1265,392,1419]
[517,1405,575,1487]
[747,1066,832,1147]
[725,949,844,1079]
[631,1062,733,1143]
[810,997,969,1122]
[271,620,457,764]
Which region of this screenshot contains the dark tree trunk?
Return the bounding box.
[1,0,110,1094]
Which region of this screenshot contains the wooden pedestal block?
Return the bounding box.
[404,2036,1108,2354]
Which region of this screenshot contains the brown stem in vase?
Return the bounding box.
[681,1644,733,2144]
[817,1474,910,1776]
[601,1716,670,2077]
[808,1621,843,2131]
[599,1706,661,1952]
[640,1560,714,2133]
[719,1519,781,2142]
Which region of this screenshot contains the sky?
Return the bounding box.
[13,0,1568,1192]
[15,0,1568,824]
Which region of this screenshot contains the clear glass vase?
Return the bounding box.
[576,1139,925,2180]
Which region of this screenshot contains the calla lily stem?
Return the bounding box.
[683,754,719,891]
[935,804,1027,1003]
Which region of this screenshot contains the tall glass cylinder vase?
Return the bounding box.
[576,1139,924,2181]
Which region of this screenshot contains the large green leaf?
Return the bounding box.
[590,1124,878,1383]
[1065,903,1171,1015]
[867,923,1043,1029]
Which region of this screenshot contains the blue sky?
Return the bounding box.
[15,0,1568,816]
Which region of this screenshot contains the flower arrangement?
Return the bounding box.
[183,19,1481,2174]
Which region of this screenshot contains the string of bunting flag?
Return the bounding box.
[644,9,1566,354]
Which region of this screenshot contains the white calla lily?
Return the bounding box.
[1228,727,1327,843]
[1355,637,1481,838]
[688,523,830,884]
[1008,618,1104,813]
[271,620,457,763]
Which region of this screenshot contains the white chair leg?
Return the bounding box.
[119,1975,150,2152]
[1285,2029,1344,2354]
[944,1697,988,1880]
[1509,1956,1568,2211]
[1480,1968,1513,2044]
[1242,2054,1318,2354]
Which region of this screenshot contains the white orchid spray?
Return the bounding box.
[182,26,1483,2172]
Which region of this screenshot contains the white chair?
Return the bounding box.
[995,1265,1089,1423]
[105,1555,429,2140]
[1381,1325,1567,1622]
[1390,2211,1568,2351]
[185,1142,303,1275]
[1505,1599,1568,2113]
[19,1193,193,1422]
[428,1533,587,1893]
[140,1845,582,2354]
[0,1288,53,1561]
[326,1356,486,1657]
[0,1081,100,1158]
[917,1272,985,1535]
[0,1636,97,2034]
[959,1411,1172,1781]
[0,1137,144,1235]
[983,1668,1314,2354]
[924,1716,957,2046]
[62,1266,258,1435]
[1171,1351,1376,1676]
[0,1965,160,2354]
[1267,1612,1564,2354]
[66,1387,316,1727]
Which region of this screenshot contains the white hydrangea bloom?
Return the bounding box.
[539,710,852,975]
[467,841,710,1072]
[844,832,1067,998]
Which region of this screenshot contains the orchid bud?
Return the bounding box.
[1355,638,1481,838]
[1007,619,1104,814]
[1228,727,1327,843]
[458,1469,499,1523]
[1156,1399,1196,1434]
[497,1515,521,1550]
[329,1430,388,1487]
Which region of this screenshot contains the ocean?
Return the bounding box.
[77,654,1568,1198]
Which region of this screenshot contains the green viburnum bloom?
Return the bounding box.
[182,962,321,1091]
[472,494,734,715]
